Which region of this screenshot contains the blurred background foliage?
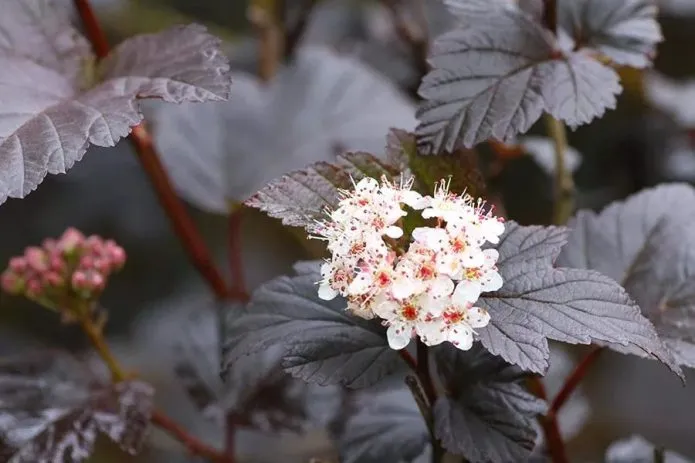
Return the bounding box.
[3,0,695,461]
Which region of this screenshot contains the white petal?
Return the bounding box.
[481,270,503,292]
[481,218,505,243]
[483,248,500,266]
[387,322,413,350]
[447,324,474,351]
[356,177,378,192]
[421,208,440,219]
[348,272,373,295]
[391,276,417,299]
[467,306,491,328]
[429,275,454,298]
[411,196,431,210]
[401,190,423,208]
[461,247,485,268]
[453,280,482,304]
[318,284,339,300]
[385,225,404,239]
[320,262,332,277]
[416,319,447,346]
[373,298,399,319]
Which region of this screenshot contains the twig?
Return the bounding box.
[152,411,234,463]
[551,346,602,413]
[416,340,437,406]
[284,0,319,61]
[79,312,231,462]
[544,114,575,225]
[73,0,232,300]
[248,0,283,82]
[528,377,568,463]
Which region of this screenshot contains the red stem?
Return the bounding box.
[73,0,110,59]
[416,341,437,406]
[551,346,602,413]
[73,0,232,301]
[528,377,568,463]
[152,410,232,463]
[399,349,418,371]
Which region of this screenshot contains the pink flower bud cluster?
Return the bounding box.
[1,228,126,305]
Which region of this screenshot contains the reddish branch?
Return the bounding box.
[542,0,558,33]
[152,411,233,463]
[529,346,603,463]
[528,377,568,463]
[73,0,232,300]
[551,346,602,413]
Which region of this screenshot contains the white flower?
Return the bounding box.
[313,174,505,352]
[452,249,503,304]
[419,303,491,350]
[374,294,438,350]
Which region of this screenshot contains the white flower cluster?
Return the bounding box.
[314,176,505,351]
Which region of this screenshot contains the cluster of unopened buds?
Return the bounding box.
[1,228,126,311]
[313,176,505,351]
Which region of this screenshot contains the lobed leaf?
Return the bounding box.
[558,0,662,68]
[416,0,621,153]
[245,151,399,233]
[557,184,695,368]
[222,262,406,388]
[0,351,153,463]
[150,46,417,214]
[0,0,232,205]
[476,221,683,378]
[433,344,546,462]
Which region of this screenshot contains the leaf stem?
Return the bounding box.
[551,345,602,413]
[73,0,233,301]
[152,411,234,463]
[78,311,232,462]
[528,377,568,463]
[249,0,283,83]
[544,114,575,225]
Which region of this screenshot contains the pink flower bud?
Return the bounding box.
[58,228,85,254]
[25,247,48,272]
[1,271,24,294]
[93,258,110,274]
[42,238,57,251]
[49,255,66,273]
[87,272,105,291]
[43,271,64,287]
[9,257,27,273]
[71,271,87,290]
[26,278,43,297]
[109,246,126,269]
[79,255,94,270]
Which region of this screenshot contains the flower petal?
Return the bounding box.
[417,319,447,346]
[447,324,474,351]
[481,270,503,292]
[453,280,482,304]
[318,283,338,300]
[385,225,404,239]
[387,322,413,350]
[467,306,491,328]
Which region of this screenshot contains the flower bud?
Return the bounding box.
[9,257,27,273]
[25,247,48,272]
[26,279,43,298]
[58,228,85,254]
[1,271,24,295]
[43,271,64,287]
[71,271,88,290]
